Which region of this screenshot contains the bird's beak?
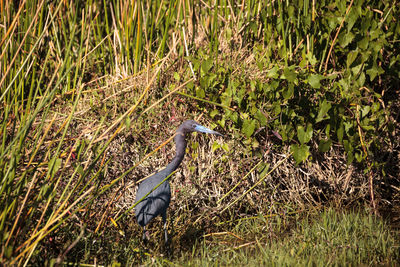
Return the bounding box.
[195,125,223,136]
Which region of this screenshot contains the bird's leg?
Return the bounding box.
[164,221,168,244]
[162,212,168,244]
[142,226,148,244]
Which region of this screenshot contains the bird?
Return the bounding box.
[134,120,222,244]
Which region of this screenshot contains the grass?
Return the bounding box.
[1,0,399,265]
[132,208,399,266]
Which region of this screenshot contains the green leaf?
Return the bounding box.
[361,105,370,118]
[255,110,267,126]
[267,66,279,79]
[187,81,194,90]
[291,144,310,164]
[173,72,180,81]
[192,141,199,150]
[337,123,344,143]
[258,163,270,178]
[347,8,358,31]
[191,58,201,71]
[212,141,220,152]
[77,164,84,176]
[325,124,331,139]
[357,72,366,87]
[196,87,205,98]
[39,183,54,199]
[201,59,213,76]
[210,109,219,118]
[351,63,363,76]
[371,102,380,112]
[306,52,318,66]
[273,103,281,116]
[297,124,313,144]
[370,28,382,41]
[287,5,295,19]
[281,66,297,82]
[225,28,232,40]
[339,32,354,48]
[358,37,369,50]
[366,63,384,81]
[249,21,257,34]
[49,157,62,177]
[361,123,375,131]
[125,117,131,129]
[346,51,358,67]
[206,73,217,87]
[338,78,350,95]
[221,143,230,152]
[221,95,232,107]
[283,83,294,99]
[347,152,354,164]
[218,118,225,128]
[227,110,238,123]
[343,139,353,153]
[316,100,331,123]
[308,74,322,89]
[355,151,363,162]
[242,119,256,138]
[318,139,332,152]
[4,245,13,259]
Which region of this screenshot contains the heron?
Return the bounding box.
[134,120,222,244]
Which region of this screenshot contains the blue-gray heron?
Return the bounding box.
[134,120,222,244]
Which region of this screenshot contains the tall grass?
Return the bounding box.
[0,0,398,265]
[0,0,235,264]
[174,208,399,266]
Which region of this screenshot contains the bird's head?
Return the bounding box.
[179,120,223,136]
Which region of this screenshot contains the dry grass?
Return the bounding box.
[21,26,400,262]
[3,1,399,265]
[57,72,386,253]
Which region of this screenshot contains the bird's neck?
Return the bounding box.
[164,132,186,174]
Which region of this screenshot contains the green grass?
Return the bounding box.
[69,207,399,266]
[1,0,399,265]
[168,208,399,266]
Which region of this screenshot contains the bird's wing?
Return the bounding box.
[134,170,171,226]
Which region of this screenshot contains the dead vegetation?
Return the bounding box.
[38,55,398,259]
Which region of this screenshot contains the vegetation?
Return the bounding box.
[174,208,398,266]
[1,0,399,265]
